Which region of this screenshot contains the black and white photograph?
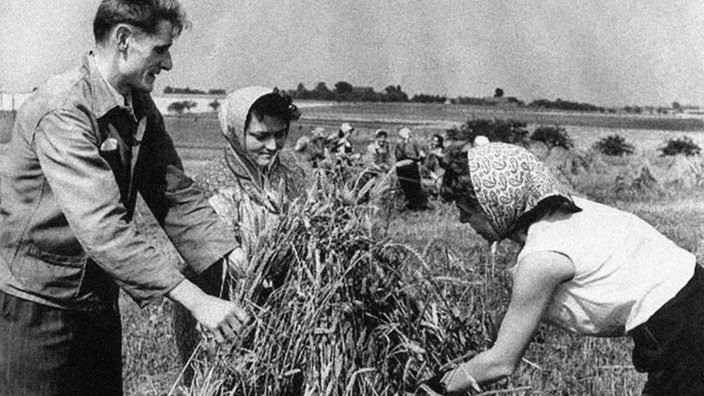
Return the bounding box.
[1,1,703,395]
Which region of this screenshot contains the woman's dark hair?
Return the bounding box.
[246,90,301,131]
[439,146,479,206]
[93,0,190,43]
[511,195,581,233]
[432,134,444,148]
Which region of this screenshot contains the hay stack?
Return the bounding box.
[536,147,608,194]
[181,171,487,396]
[659,155,704,189]
[613,162,665,199]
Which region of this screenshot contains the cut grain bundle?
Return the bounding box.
[613,162,666,200]
[178,171,489,396]
[660,155,704,189]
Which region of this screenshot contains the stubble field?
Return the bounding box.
[17,102,698,395]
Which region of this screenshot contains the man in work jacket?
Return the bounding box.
[0,1,247,395]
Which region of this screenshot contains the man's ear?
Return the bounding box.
[114,24,133,53]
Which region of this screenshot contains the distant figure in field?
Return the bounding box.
[473,135,490,147]
[394,127,430,211]
[330,122,355,156]
[294,126,327,168]
[422,134,446,195]
[366,129,393,172]
[435,143,704,395]
[352,129,394,203]
[327,122,359,167]
[174,86,305,384]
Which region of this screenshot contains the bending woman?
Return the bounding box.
[437,142,704,395]
[173,86,305,384]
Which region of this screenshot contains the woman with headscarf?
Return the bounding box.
[173,86,305,383]
[395,127,429,210]
[294,126,327,169]
[435,143,704,395]
[326,122,357,170]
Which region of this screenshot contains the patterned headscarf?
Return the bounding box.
[467,142,579,239]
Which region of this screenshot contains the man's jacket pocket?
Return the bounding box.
[14,244,88,301]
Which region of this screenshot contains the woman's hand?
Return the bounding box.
[441,363,482,395]
[428,251,576,393]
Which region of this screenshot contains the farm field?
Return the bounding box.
[1,103,703,395]
[121,104,704,395]
[123,194,704,395]
[161,102,704,174]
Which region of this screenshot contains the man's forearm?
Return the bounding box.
[168,279,205,311]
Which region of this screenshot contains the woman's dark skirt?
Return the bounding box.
[395,161,428,210]
[629,264,704,395]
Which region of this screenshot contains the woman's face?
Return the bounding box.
[455,195,499,241]
[376,134,388,147]
[244,114,288,168]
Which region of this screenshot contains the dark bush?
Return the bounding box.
[167,101,186,114]
[167,100,197,115]
[659,136,701,157]
[531,125,573,150]
[592,134,635,156]
[446,118,530,145]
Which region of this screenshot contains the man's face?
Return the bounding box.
[245,114,288,168]
[121,20,174,93]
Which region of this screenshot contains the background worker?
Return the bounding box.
[394,127,430,211]
[294,126,327,169]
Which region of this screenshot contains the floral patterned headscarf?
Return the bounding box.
[467,142,580,239]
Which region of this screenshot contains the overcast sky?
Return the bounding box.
[1,0,703,107]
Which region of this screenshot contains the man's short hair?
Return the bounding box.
[93,0,190,44]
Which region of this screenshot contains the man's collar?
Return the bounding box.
[85,51,136,120]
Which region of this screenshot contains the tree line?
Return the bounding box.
[163,83,691,115]
[164,86,226,95]
[285,82,611,112]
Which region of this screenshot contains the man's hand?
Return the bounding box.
[168,279,250,344]
[190,294,249,344]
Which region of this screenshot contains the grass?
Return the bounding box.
[158,105,704,157]
[0,105,695,395]
[125,114,704,395]
[122,151,704,395]
[385,203,649,395]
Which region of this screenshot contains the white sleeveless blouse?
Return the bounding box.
[516,197,695,336]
